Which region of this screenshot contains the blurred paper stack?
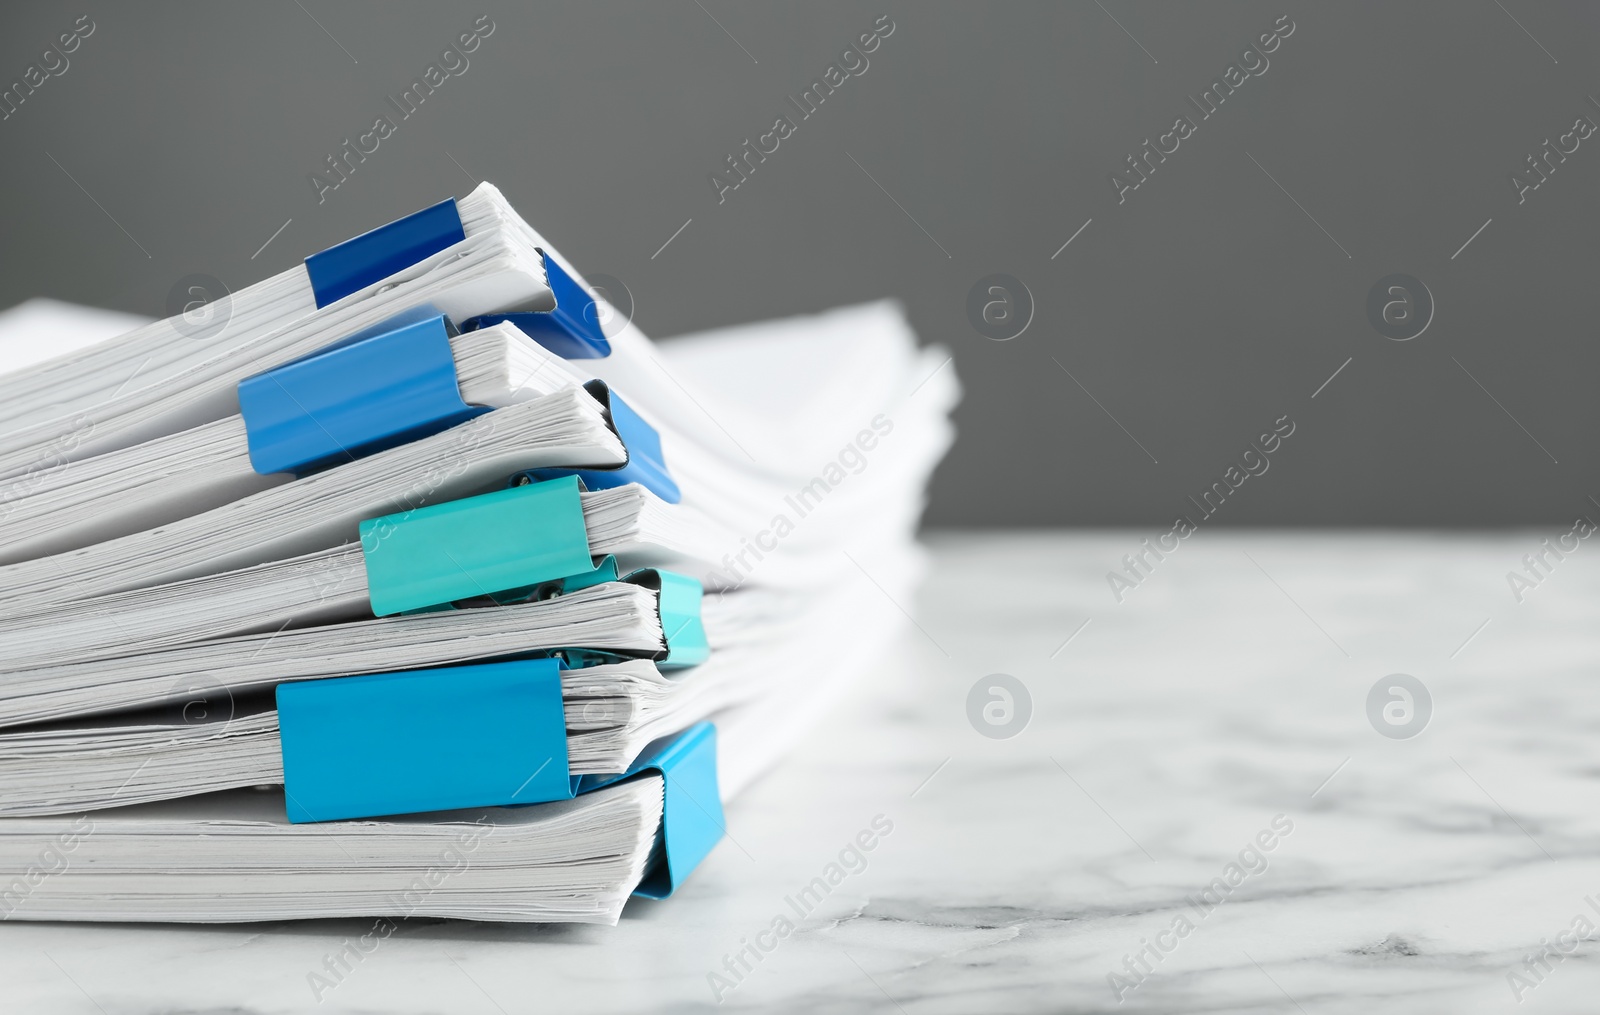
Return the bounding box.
[0,184,955,923]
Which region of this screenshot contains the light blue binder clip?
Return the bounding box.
[581,722,725,899]
[278,666,725,898]
[278,663,726,896]
[237,313,487,477]
[513,382,681,503]
[278,657,572,823]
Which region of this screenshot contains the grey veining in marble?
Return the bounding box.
[5,531,1600,1013]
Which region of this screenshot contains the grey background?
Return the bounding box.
[1,1,1596,527]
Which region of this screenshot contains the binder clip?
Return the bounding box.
[237,307,679,503]
[512,381,681,503]
[278,657,727,886]
[395,552,707,670]
[278,656,574,823]
[463,250,613,359]
[626,569,708,669]
[304,198,467,308]
[359,475,595,617]
[237,313,487,477]
[593,722,725,899]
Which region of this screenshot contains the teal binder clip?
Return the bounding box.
[360,475,594,616]
[381,553,707,673]
[305,198,466,308]
[654,571,709,668]
[278,657,571,823]
[492,553,620,605]
[401,554,622,615]
[552,555,621,595]
[463,250,611,359]
[480,554,707,668]
[519,564,706,669]
[517,562,704,668]
[238,314,486,477]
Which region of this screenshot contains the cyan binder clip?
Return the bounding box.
[278,657,572,823]
[592,722,725,899]
[237,313,487,477]
[279,658,727,885]
[511,382,681,503]
[464,250,612,359]
[360,475,596,617]
[304,198,467,308]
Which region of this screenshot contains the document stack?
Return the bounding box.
[0,184,956,924]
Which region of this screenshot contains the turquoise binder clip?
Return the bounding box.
[238,314,487,476]
[278,657,571,823]
[381,553,707,672]
[360,475,594,616]
[629,570,709,669]
[551,555,621,595]
[304,198,466,308]
[493,553,621,605]
[403,554,623,615]
[513,382,681,504]
[464,250,611,359]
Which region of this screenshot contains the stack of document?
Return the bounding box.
[0,184,956,924]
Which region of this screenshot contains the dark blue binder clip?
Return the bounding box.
[237,313,488,477]
[464,250,612,359]
[304,198,467,308]
[511,382,680,503]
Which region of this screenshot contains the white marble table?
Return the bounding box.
[5,531,1598,1013]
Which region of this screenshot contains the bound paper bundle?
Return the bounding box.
[0,184,956,923]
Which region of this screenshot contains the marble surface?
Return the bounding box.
[6,530,1600,1013]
